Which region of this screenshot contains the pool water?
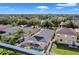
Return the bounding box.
[31,48,43,51]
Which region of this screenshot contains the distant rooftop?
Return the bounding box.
[0,25,21,33]
[0,24,12,31]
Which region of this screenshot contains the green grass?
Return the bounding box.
[0,48,26,55]
[50,44,79,55]
[0,47,26,55]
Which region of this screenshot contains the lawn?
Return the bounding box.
[0,48,26,55]
[50,44,79,55]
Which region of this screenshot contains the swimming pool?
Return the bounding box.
[31,48,43,51]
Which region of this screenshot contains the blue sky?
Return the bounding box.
[0,3,79,14]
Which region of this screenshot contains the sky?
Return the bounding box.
[0,3,79,14]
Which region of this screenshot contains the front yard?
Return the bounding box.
[50,44,79,55]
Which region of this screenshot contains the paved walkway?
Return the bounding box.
[45,31,55,55]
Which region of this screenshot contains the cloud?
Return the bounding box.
[36,6,49,13]
[56,7,64,9]
[74,8,79,11]
[39,9,48,12]
[56,3,77,7]
[0,6,15,11]
[0,7,9,9]
[36,6,49,9]
[9,8,15,11]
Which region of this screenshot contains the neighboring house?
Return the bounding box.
[75,29,79,37]
[0,24,12,34]
[75,29,79,43]
[3,27,20,33]
[20,29,53,51]
[54,27,77,47]
[0,24,20,34]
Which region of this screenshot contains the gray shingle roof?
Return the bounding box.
[1,27,20,33]
[0,24,12,31]
[26,28,53,49]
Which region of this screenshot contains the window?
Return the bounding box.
[35,44,39,47]
[60,39,63,41]
[57,34,60,37]
[77,37,79,43]
[72,36,75,39]
[72,41,76,47]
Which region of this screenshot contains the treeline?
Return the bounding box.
[0,14,79,28]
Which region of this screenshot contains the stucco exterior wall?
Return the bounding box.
[54,34,77,45]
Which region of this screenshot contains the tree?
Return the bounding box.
[8,36,16,45]
[11,22,17,26]
[41,20,53,28]
[72,20,79,28]
[0,18,10,24]
[27,18,41,27]
[64,20,75,28]
[50,19,59,27]
[17,19,27,25]
[0,34,9,43]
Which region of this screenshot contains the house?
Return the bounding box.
[3,26,20,33]
[20,29,53,51]
[75,29,79,43]
[0,24,21,34]
[54,27,77,47]
[75,29,79,37]
[0,24,12,34]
